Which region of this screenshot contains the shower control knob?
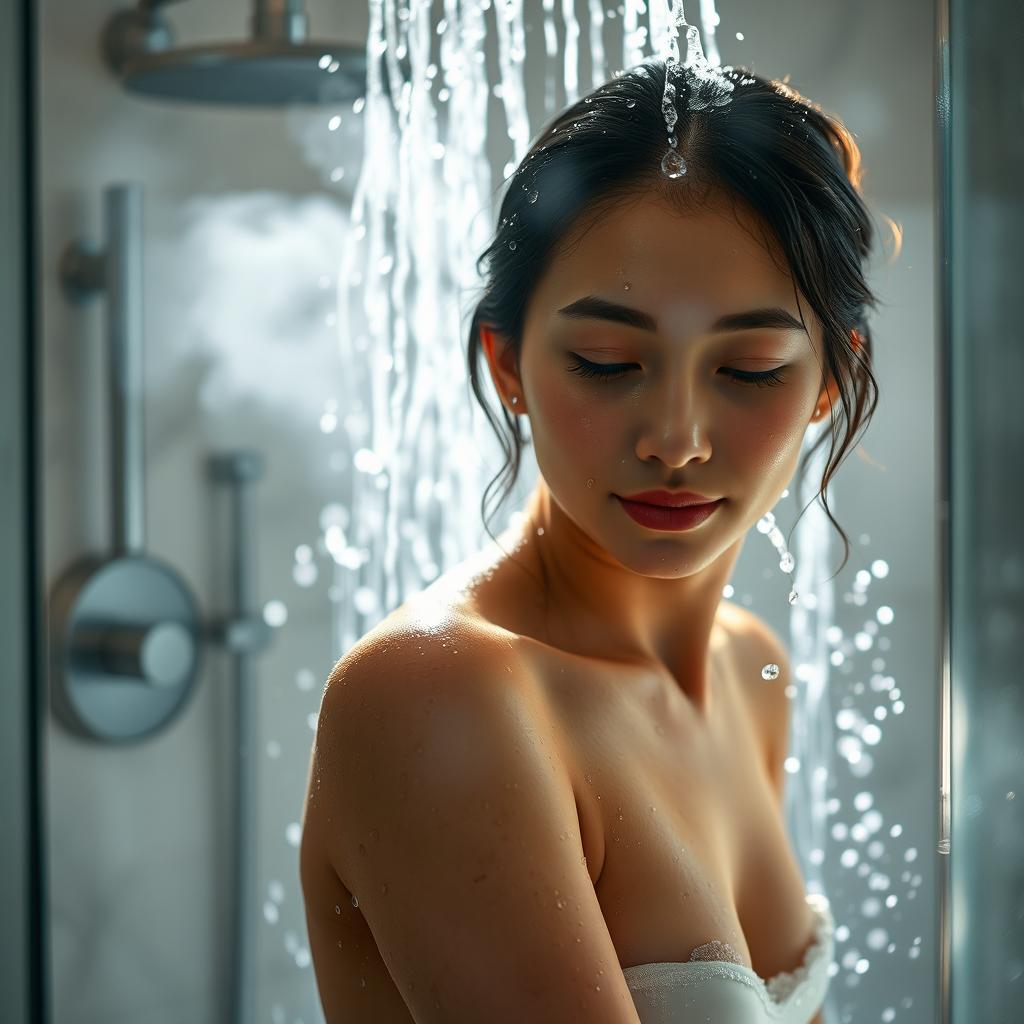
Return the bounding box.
[50,553,204,742]
[71,619,197,688]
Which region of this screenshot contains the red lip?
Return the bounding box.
[617,489,718,507]
[616,495,723,532]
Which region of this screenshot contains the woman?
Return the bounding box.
[300,56,882,1024]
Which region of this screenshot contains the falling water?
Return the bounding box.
[332,4,746,654]
[297,3,905,1018]
[650,0,734,178]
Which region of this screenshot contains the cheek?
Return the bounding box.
[531,377,610,456]
[727,398,814,478]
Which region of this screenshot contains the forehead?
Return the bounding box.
[530,190,800,322]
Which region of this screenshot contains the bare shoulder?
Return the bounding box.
[310,598,575,886]
[308,610,644,1023]
[318,605,543,751]
[723,603,789,665]
[721,604,793,795]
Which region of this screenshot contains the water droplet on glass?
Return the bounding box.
[661,149,687,178]
[761,663,780,681]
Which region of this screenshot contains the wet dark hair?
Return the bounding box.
[466,58,892,579]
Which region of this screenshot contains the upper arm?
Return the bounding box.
[314,635,643,1024]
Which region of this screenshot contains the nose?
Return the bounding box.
[633,376,713,468]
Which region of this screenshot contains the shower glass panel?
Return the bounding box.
[946,0,1024,1021]
[22,0,1018,1022]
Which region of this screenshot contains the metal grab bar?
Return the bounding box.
[52,181,274,1024]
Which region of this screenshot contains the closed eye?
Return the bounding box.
[566,354,788,388]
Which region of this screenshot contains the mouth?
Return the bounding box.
[616,489,720,508]
[615,495,725,532]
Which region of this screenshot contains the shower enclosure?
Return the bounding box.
[2,0,1022,1022]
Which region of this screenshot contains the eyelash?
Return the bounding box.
[566,354,787,388]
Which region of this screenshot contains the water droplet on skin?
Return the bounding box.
[623,281,632,291]
[780,552,795,573]
[350,894,359,908]
[661,148,687,178]
[335,904,341,914]
[508,240,517,250]
[527,190,539,203]
[789,589,800,605]
[625,98,636,108]
[762,663,781,681]
[586,478,594,488]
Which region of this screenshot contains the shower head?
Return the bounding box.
[114,38,366,106]
[102,0,368,106]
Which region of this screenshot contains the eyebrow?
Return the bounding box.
[556,295,807,335]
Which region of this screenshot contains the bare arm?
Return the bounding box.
[312,634,645,1024]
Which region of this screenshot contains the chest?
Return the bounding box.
[528,639,817,986]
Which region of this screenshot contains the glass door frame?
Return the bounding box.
[0,0,49,1021]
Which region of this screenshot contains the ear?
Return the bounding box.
[812,328,861,421]
[479,324,525,415]
[812,376,841,422]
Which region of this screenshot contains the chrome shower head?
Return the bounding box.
[102,0,368,106]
